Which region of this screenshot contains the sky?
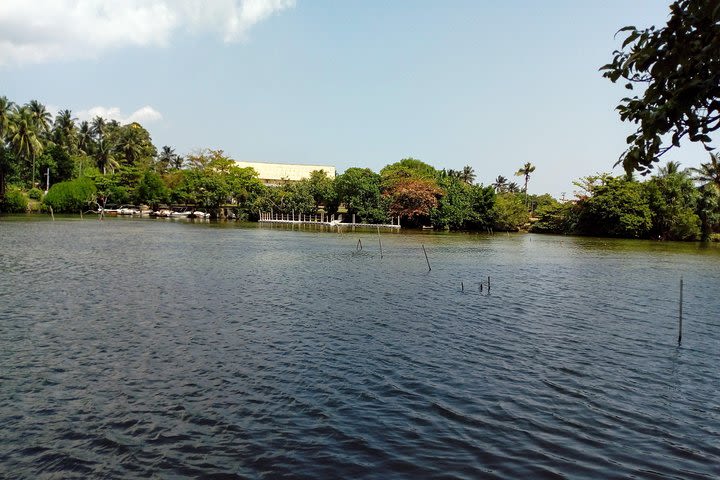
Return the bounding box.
[0,0,711,198]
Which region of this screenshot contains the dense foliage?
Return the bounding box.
[602,0,720,174]
[0,95,718,239]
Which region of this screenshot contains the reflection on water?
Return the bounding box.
[1,217,719,478]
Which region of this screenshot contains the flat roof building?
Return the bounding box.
[235,161,336,186]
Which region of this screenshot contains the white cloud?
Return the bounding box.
[77,105,163,124]
[0,0,296,67]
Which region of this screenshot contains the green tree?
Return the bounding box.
[0,96,16,197]
[304,169,336,212]
[27,100,52,137]
[492,175,508,193]
[52,109,77,154]
[335,167,388,223]
[8,106,43,186]
[77,121,93,155]
[689,152,720,191]
[646,170,701,239]
[136,169,169,207]
[38,144,75,187]
[459,165,476,184]
[44,177,96,213]
[380,157,437,187]
[577,176,652,238]
[430,176,495,230]
[601,0,720,174]
[492,193,530,231]
[515,162,536,198]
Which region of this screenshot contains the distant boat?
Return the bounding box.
[190,211,210,218]
[422,225,434,230]
[118,205,140,215]
[170,210,191,218]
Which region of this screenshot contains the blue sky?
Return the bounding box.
[1,1,709,197]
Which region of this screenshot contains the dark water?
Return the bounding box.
[1,216,719,479]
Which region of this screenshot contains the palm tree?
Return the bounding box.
[492,175,507,193]
[91,116,107,141]
[657,160,686,177]
[515,162,536,196]
[53,109,77,153]
[0,96,15,197]
[77,121,93,155]
[8,106,43,186]
[157,145,179,172]
[689,153,720,191]
[0,96,14,140]
[507,182,521,193]
[460,165,476,184]
[27,100,52,137]
[94,139,119,174]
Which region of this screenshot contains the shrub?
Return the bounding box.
[43,177,96,213]
[0,187,28,213]
[28,187,43,200]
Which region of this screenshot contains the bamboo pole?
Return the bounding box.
[422,244,431,271]
[678,276,683,345]
[377,226,383,259]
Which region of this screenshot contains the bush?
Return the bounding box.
[0,187,28,213]
[28,187,43,200]
[43,177,96,213]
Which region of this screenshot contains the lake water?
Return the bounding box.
[1,216,719,479]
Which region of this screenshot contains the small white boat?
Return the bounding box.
[118,206,140,215]
[153,209,173,217]
[190,211,210,218]
[170,210,191,218]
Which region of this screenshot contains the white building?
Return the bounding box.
[234,161,336,186]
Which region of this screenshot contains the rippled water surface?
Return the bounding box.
[1,216,719,479]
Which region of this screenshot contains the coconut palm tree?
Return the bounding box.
[507,182,521,193]
[91,116,107,141]
[8,106,43,186]
[27,100,52,137]
[157,145,179,173]
[0,96,14,141]
[0,96,15,197]
[492,175,508,193]
[460,165,476,184]
[689,153,720,191]
[77,121,93,155]
[94,138,118,174]
[515,162,536,196]
[53,109,77,153]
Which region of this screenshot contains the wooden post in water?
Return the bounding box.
[357,239,363,251]
[422,244,431,271]
[678,276,683,345]
[488,276,491,294]
[461,281,464,292]
[377,226,383,259]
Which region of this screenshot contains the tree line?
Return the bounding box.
[0,96,718,240]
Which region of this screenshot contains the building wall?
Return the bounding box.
[235,161,336,186]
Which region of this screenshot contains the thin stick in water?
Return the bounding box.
[377,226,383,259]
[422,244,431,271]
[461,281,464,292]
[488,276,491,294]
[357,239,363,251]
[678,276,683,345]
